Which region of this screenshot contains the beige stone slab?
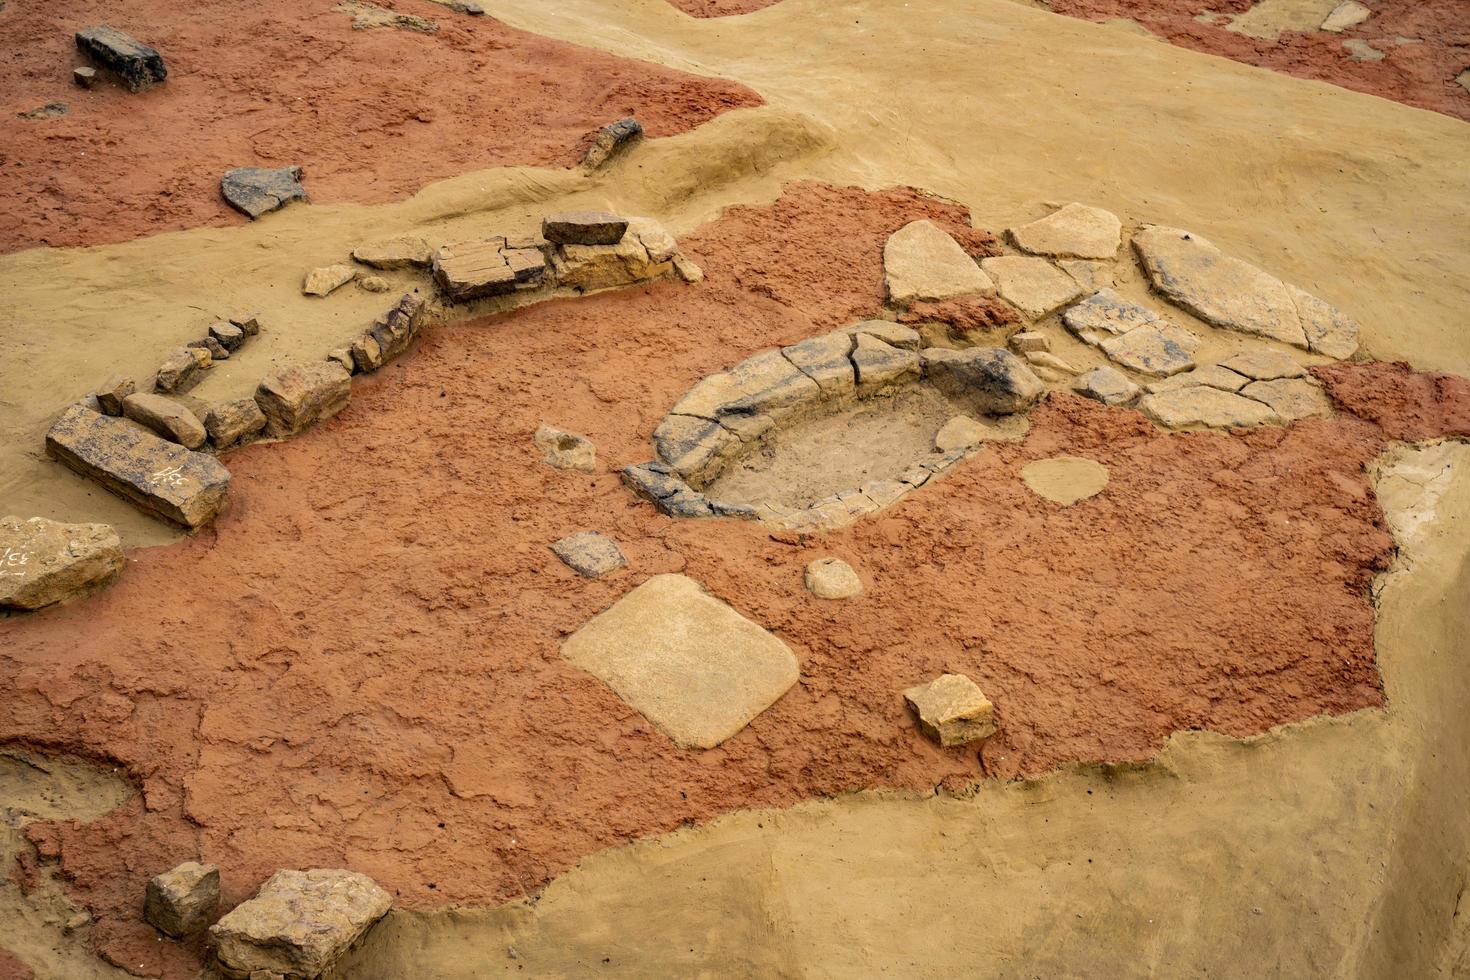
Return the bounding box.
[981,255,1083,319]
[562,574,799,749]
[1009,203,1121,260]
[1240,377,1332,421]
[1139,386,1281,429]
[883,220,994,305]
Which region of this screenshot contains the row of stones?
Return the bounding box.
[622,324,1047,531]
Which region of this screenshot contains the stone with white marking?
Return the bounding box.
[0,515,124,611]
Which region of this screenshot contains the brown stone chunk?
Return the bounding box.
[154,347,202,393]
[0,515,124,611]
[903,673,996,746]
[208,320,245,351]
[551,531,627,578]
[203,398,267,451]
[255,362,352,438]
[122,393,207,449]
[145,861,220,939]
[45,405,230,528]
[542,210,629,246]
[352,234,431,270]
[94,375,135,416]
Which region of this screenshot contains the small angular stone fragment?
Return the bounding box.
[931,415,986,451]
[46,406,230,528]
[255,362,352,438]
[1072,366,1140,406]
[884,220,994,305]
[94,375,135,416]
[852,333,920,396]
[209,869,391,980]
[352,235,431,270]
[221,166,307,219]
[1009,203,1121,259]
[1240,378,1332,421]
[534,425,595,472]
[1138,387,1280,429]
[1010,331,1049,353]
[0,515,124,611]
[154,347,202,394]
[188,336,230,361]
[358,275,390,293]
[229,312,263,336]
[626,217,677,263]
[350,333,383,374]
[561,574,799,748]
[1321,0,1370,31]
[542,211,629,246]
[208,321,245,352]
[673,254,704,283]
[145,862,219,939]
[921,347,1045,414]
[75,25,167,92]
[584,117,643,169]
[904,673,996,747]
[122,393,207,449]
[327,349,355,374]
[203,399,268,451]
[1219,350,1307,381]
[804,557,862,600]
[1100,326,1195,377]
[551,531,627,578]
[845,320,923,350]
[73,66,98,88]
[303,264,357,297]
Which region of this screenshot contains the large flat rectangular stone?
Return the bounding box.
[562,574,799,749]
[45,405,230,528]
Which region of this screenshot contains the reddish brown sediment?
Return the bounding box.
[0,0,761,253]
[2,183,1466,978]
[665,0,782,17]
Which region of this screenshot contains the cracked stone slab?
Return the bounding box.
[1132,225,1359,357]
[652,414,738,482]
[1240,378,1332,421]
[1062,288,1163,342]
[1219,349,1308,381]
[670,349,820,433]
[883,220,994,305]
[1138,386,1281,429]
[1100,326,1196,377]
[1144,364,1250,394]
[433,238,544,302]
[210,869,391,980]
[1009,203,1122,260]
[220,166,307,219]
[844,320,922,350]
[46,405,230,528]
[1072,366,1140,406]
[0,515,123,611]
[852,333,920,396]
[782,331,857,401]
[551,531,627,578]
[981,255,1083,319]
[562,574,798,749]
[352,235,431,270]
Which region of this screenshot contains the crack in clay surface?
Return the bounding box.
[4,186,1469,978]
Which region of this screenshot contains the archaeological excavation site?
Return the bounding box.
[2,0,1468,977]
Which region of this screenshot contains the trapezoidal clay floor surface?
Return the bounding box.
[4,182,1470,978]
[0,0,760,253]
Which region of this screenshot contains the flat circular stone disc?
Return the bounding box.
[1020,456,1109,506]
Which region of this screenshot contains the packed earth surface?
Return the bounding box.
[1,0,1468,978]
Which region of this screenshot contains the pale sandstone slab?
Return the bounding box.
[210,869,391,980]
[845,320,923,350]
[562,574,799,749]
[122,393,207,450]
[534,425,596,472]
[1144,364,1250,394]
[1057,258,1116,292]
[433,238,545,301]
[255,362,352,438]
[921,347,1045,414]
[145,861,219,939]
[0,515,123,611]
[1021,455,1110,505]
[1062,288,1162,342]
[782,331,857,400]
[1009,203,1122,259]
[302,264,356,297]
[804,557,862,600]
[47,406,230,528]
[551,531,627,579]
[883,220,994,305]
[1220,349,1307,381]
[904,673,996,747]
[352,235,431,269]
[1139,386,1281,429]
[934,414,992,451]
[852,333,920,396]
[1100,326,1195,377]
[1240,378,1332,421]
[1132,225,1359,356]
[1072,366,1140,406]
[981,255,1083,319]
[652,413,738,482]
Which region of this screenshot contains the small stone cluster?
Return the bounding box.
[624,321,1043,531]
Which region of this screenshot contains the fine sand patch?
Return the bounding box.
[1020,455,1110,505]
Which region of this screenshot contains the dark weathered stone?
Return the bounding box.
[542,211,629,246]
[145,862,219,939]
[75,26,167,92]
[621,461,685,503]
[583,117,643,169]
[255,362,352,438]
[187,336,230,360]
[74,66,99,88]
[18,103,68,120]
[363,293,427,367]
[203,398,267,451]
[208,320,245,351]
[122,393,207,449]
[921,347,1045,415]
[45,405,230,528]
[154,347,202,394]
[228,312,263,336]
[221,166,307,219]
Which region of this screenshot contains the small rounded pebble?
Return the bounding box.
[359,275,391,293]
[804,557,862,600]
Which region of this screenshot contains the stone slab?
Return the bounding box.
[1009,203,1121,259]
[303,264,357,297]
[1138,386,1281,429]
[981,255,1083,319]
[1240,378,1332,421]
[561,574,799,749]
[1219,349,1307,381]
[542,211,628,246]
[255,362,352,438]
[75,25,166,92]
[551,531,627,579]
[46,405,230,528]
[782,331,857,401]
[1072,366,1140,406]
[352,235,431,270]
[0,515,123,611]
[584,117,643,169]
[1100,326,1196,377]
[1062,288,1162,342]
[220,166,307,219]
[883,220,994,305]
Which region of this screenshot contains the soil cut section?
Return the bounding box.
[1,183,1465,979]
[0,0,761,253]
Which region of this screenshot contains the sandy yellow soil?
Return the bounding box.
[1,0,1468,976]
